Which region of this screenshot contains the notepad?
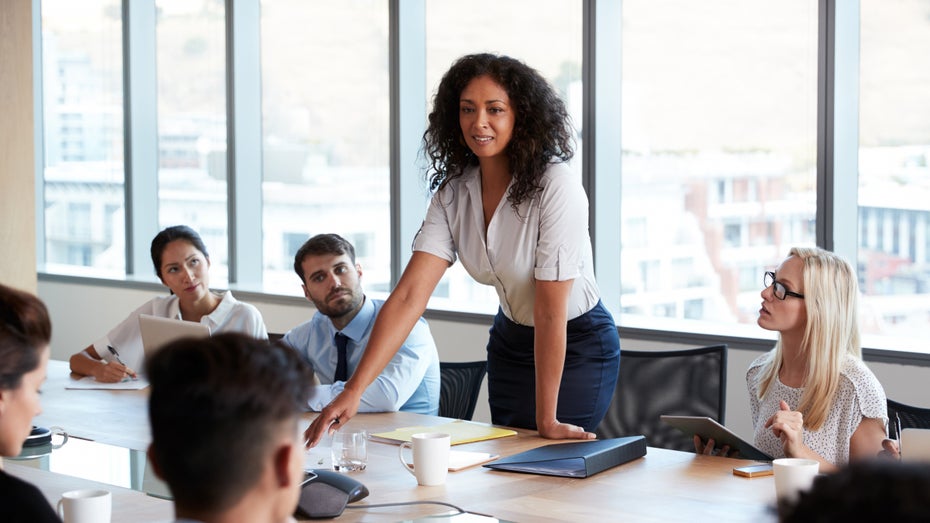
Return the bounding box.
[65,375,150,390]
[448,450,500,471]
[370,420,517,446]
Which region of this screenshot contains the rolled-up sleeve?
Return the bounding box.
[412,190,458,265]
[534,171,589,282]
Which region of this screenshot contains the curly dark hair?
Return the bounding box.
[422,53,575,209]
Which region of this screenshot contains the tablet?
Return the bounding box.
[138,314,211,357]
[660,415,773,461]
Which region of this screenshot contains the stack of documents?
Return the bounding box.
[370,420,517,446]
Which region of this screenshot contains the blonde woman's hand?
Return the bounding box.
[765,400,806,457]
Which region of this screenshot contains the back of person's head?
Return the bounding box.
[293,233,357,281]
[146,333,313,514]
[423,53,574,205]
[0,283,52,391]
[150,225,210,280]
[780,460,930,522]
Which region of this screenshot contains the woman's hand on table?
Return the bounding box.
[537,419,596,440]
[304,388,362,448]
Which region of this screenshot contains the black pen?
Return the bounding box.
[107,345,126,366]
[107,345,136,378]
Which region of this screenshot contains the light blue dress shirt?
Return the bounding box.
[282,297,440,415]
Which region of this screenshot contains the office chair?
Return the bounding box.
[439,361,487,421]
[596,344,728,452]
[887,398,930,440]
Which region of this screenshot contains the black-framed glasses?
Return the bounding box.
[764,271,805,300]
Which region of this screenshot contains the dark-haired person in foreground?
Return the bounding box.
[0,284,61,522]
[146,333,313,523]
[70,225,267,382]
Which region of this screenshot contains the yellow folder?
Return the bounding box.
[369,419,517,446]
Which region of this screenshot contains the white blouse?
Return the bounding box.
[413,162,599,326]
[747,352,887,465]
[93,291,268,371]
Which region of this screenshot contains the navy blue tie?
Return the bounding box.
[334,332,349,382]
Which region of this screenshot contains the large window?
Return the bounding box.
[618,1,819,338]
[260,0,390,296]
[35,1,930,355]
[41,0,125,274]
[858,0,930,347]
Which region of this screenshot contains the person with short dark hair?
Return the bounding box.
[0,284,61,522]
[70,225,267,382]
[284,233,440,414]
[305,54,621,446]
[780,460,930,522]
[146,332,313,523]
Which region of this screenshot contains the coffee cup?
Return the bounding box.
[57,489,111,523]
[398,432,450,486]
[773,458,819,505]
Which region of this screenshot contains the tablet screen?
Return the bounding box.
[660,415,773,461]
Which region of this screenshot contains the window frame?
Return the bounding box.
[33,0,930,365]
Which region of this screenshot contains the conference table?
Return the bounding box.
[6,360,781,522]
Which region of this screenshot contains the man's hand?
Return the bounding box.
[304,390,362,448]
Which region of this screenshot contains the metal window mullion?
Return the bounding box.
[226,0,263,286]
[390,0,427,287]
[585,0,623,315]
[122,0,159,276]
[817,0,859,261]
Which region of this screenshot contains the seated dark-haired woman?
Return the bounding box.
[69,225,268,382]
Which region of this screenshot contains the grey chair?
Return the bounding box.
[887,398,930,440]
[439,361,487,421]
[596,344,728,452]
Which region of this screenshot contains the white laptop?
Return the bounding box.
[901,428,930,462]
[138,314,211,357]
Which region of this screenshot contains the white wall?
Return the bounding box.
[38,279,929,439]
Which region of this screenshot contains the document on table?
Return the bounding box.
[370,420,517,446]
[65,376,150,390]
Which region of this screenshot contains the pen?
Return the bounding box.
[106,345,126,366]
[106,345,137,379]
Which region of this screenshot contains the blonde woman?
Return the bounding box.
[704,247,887,471]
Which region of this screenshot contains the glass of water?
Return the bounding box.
[331,430,368,472]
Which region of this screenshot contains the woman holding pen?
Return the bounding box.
[306,53,620,445]
[69,225,267,382]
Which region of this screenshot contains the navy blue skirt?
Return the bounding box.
[486,300,621,432]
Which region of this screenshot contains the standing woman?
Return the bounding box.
[307,53,620,444]
[70,225,268,382]
[698,247,886,471]
[0,284,60,522]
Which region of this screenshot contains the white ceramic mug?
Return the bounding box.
[773,458,819,504]
[398,432,450,486]
[57,489,111,523]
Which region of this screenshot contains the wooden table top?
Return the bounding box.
[21,360,779,522]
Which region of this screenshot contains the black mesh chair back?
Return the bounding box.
[596,345,728,452]
[439,361,487,420]
[887,399,930,440]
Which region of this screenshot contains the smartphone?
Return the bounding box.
[733,463,773,478]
